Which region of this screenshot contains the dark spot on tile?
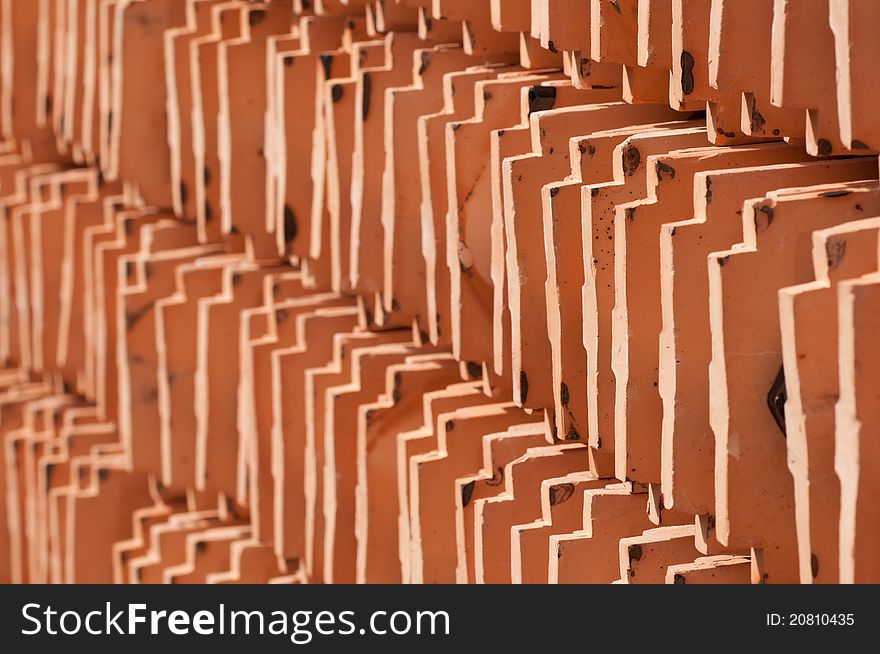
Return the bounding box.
[628,543,643,563]
[418,51,430,76]
[362,72,372,121]
[284,205,297,242]
[754,203,774,232]
[680,51,695,95]
[767,365,787,436]
[655,161,675,180]
[519,370,529,404]
[825,237,846,271]
[485,466,504,487]
[579,57,592,77]
[549,483,574,505]
[621,144,640,176]
[460,480,475,507]
[528,86,556,114]
[392,371,402,404]
[749,97,765,132]
[320,54,332,79]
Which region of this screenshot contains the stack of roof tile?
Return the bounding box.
[0,0,878,585]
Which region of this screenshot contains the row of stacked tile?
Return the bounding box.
[0,0,877,584]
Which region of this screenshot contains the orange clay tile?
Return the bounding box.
[769,0,876,156]
[453,423,548,582]
[300,326,412,580]
[665,554,752,584]
[504,101,683,412]
[475,443,590,583]
[660,159,874,520]
[409,402,538,582]
[549,482,652,583]
[708,182,880,582]
[511,469,607,584]
[836,269,880,583]
[708,0,804,140]
[396,380,497,582]
[779,217,880,583]
[829,0,880,152]
[271,305,362,572]
[4,0,880,586]
[420,66,507,347]
[356,353,462,583]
